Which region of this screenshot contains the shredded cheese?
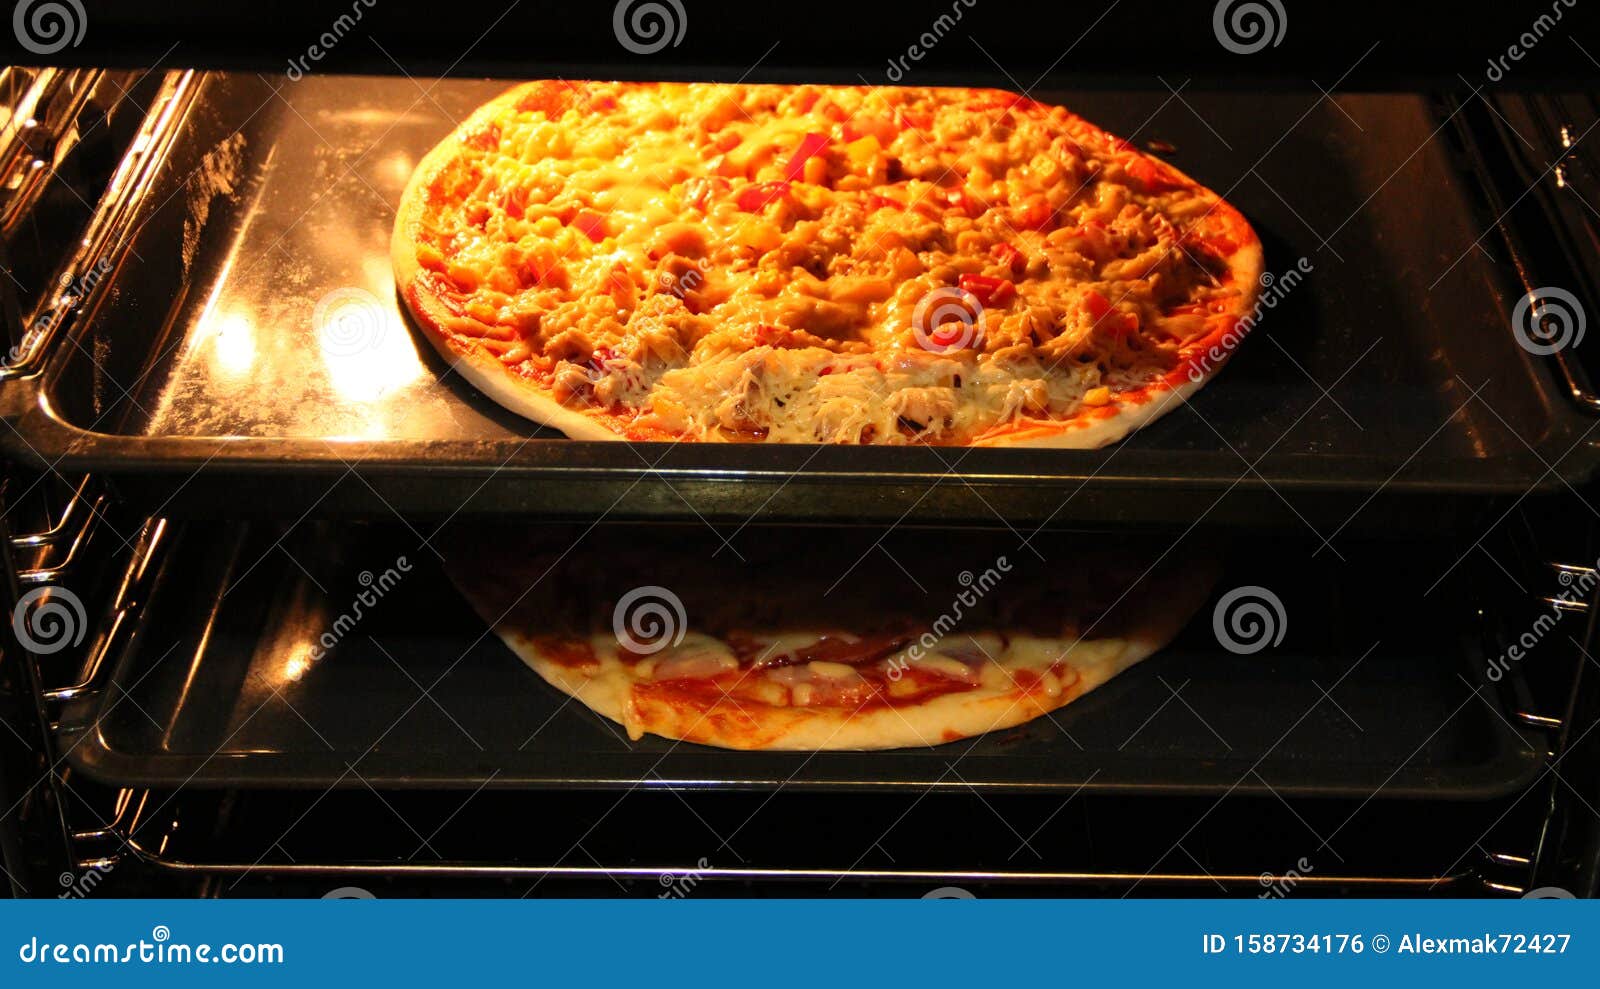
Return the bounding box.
[407,82,1251,443]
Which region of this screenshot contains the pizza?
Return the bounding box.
[444,526,1215,751]
[393,81,1262,447]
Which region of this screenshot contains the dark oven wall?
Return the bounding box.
[16,1,1600,88]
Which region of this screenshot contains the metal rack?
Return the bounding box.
[0,492,1590,896]
[0,75,1597,898]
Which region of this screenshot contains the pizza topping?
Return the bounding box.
[783,132,832,182]
[644,642,739,681]
[570,209,609,242]
[561,622,1094,714]
[736,180,792,212]
[992,242,1027,276]
[402,82,1257,444]
[957,273,1017,308]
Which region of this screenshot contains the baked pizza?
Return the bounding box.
[444,526,1214,750]
[393,81,1262,447]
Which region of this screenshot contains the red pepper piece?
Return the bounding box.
[992,242,1026,276]
[571,209,608,242]
[1126,156,1186,193]
[958,273,1016,307]
[895,109,932,132]
[783,132,831,182]
[737,180,791,211]
[1083,290,1138,338]
[1083,290,1114,322]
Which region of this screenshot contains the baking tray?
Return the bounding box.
[2,71,1593,529]
[56,521,1544,798]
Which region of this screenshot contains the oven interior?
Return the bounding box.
[2,53,1599,898]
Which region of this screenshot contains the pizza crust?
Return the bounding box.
[394,83,1264,448]
[489,607,1192,751]
[445,526,1216,751]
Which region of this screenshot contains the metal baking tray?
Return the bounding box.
[2,71,1593,529]
[56,520,1544,798]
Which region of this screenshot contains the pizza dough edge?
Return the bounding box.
[502,627,1162,751]
[454,558,1217,752]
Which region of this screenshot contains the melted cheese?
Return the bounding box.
[411,82,1246,443]
[583,627,1100,715]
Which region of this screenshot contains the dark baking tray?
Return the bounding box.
[56,521,1543,798]
[2,72,1593,529]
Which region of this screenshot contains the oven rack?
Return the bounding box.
[36,781,1513,898]
[0,70,1597,899]
[2,484,1592,897]
[0,67,181,373]
[0,76,1595,532]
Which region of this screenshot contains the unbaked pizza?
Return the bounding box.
[444,526,1214,750]
[393,81,1262,447]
